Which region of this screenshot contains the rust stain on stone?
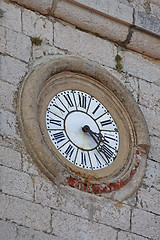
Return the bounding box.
[66,152,141,194]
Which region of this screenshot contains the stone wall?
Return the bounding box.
[0,0,160,239]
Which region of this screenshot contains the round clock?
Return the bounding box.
[46,90,119,170]
[18,56,149,201]
[39,71,132,183]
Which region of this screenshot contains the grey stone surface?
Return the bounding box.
[0,194,51,232]
[118,231,148,240]
[0,26,31,62]
[0,146,21,170]
[150,2,160,18]
[52,210,117,240]
[22,154,40,176]
[0,165,34,200]
[127,29,160,59]
[0,220,59,240]
[137,187,160,214]
[149,135,160,162]
[0,1,21,32]
[119,50,160,84]
[22,8,53,45]
[106,68,139,102]
[0,79,17,112]
[10,0,53,15]
[132,208,160,240]
[0,55,28,85]
[0,220,17,240]
[93,200,131,230]
[73,0,133,24]
[135,10,160,35]
[0,109,20,139]
[143,159,160,191]
[139,80,160,111]
[54,21,117,68]
[34,176,131,230]
[139,105,160,137]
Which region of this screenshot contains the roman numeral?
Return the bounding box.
[100,119,112,126]
[52,104,65,113]
[64,144,75,158]
[53,132,66,143]
[78,94,87,109]
[98,144,114,159]
[92,104,100,115]
[64,94,74,107]
[104,136,117,142]
[94,153,102,166]
[81,152,87,165]
[49,119,62,126]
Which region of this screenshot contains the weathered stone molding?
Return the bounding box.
[17,55,150,201]
[10,0,160,59]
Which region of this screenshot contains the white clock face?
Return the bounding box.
[46,90,119,170]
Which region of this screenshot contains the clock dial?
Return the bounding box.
[46,90,119,170]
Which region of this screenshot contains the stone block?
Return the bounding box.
[137,187,160,215]
[54,22,117,68]
[143,159,160,191]
[0,79,17,112]
[93,200,131,230]
[10,0,53,15]
[149,135,160,162]
[32,43,65,60]
[0,220,17,240]
[107,68,139,101]
[0,26,5,52]
[35,178,96,221]
[148,0,160,5]
[119,50,160,84]
[35,176,130,231]
[0,1,21,32]
[4,27,31,62]
[0,108,21,140]
[73,0,133,24]
[118,231,147,240]
[0,109,19,139]
[150,3,160,18]
[135,10,160,35]
[0,194,51,232]
[132,208,160,239]
[139,105,160,137]
[0,146,21,170]
[17,223,58,240]
[0,220,59,240]
[22,154,39,175]
[0,166,34,200]
[22,8,53,45]
[54,0,129,42]
[0,55,28,85]
[52,210,117,240]
[34,176,61,208]
[127,29,160,59]
[35,177,90,218]
[139,80,160,111]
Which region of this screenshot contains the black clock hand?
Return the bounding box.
[82,125,102,145]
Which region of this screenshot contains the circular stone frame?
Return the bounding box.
[17,55,150,201]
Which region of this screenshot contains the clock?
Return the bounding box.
[46,90,119,170]
[39,71,132,183]
[18,55,149,201]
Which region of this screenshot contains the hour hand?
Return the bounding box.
[82,125,101,145]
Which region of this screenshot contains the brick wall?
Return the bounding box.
[0,0,160,239]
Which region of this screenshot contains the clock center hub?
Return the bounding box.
[65,111,99,150]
